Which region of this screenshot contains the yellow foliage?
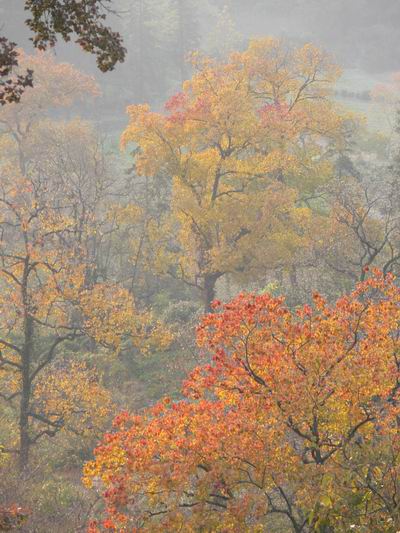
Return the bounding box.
[33,361,113,437]
[121,38,352,304]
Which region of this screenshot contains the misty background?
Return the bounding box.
[1,0,398,133]
[2,3,400,530]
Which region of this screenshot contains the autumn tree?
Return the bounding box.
[316,177,400,284]
[1,50,133,287]
[0,52,169,471]
[85,271,400,532]
[298,125,400,300]
[122,38,351,312]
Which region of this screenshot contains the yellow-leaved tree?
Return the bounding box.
[0,51,170,471]
[122,38,352,311]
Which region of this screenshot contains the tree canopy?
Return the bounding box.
[85,271,400,532]
[121,38,351,311]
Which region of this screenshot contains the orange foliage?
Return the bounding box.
[85,271,400,531]
[0,49,99,125]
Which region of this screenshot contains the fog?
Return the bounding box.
[2,0,399,123]
[2,2,400,531]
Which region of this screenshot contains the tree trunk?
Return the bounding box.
[19,257,33,472]
[19,313,33,471]
[202,273,220,314]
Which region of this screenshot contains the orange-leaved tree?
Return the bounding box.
[121,38,352,312]
[85,271,400,532]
